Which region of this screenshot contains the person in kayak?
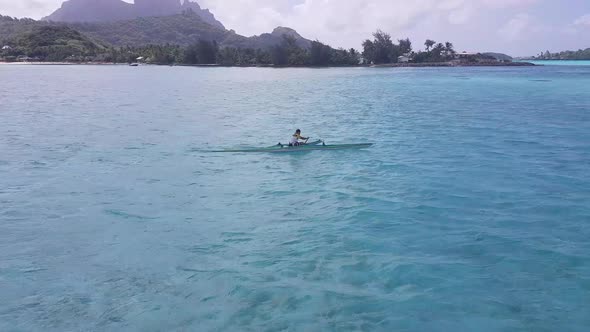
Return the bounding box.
[289,129,309,146]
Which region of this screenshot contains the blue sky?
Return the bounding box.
[1,0,589,56]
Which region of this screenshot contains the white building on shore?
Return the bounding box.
[397,55,411,63]
[455,51,478,59]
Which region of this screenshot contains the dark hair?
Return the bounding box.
[295,129,301,133]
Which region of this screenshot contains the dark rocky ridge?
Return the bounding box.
[62,11,313,50]
[43,0,225,29]
[39,0,314,50]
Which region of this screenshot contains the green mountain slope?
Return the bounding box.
[2,10,313,51]
[70,10,230,47]
[1,15,106,61]
[18,25,105,59]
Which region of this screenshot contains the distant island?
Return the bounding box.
[521,49,590,61]
[0,0,532,67]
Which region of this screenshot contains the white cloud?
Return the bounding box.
[498,13,536,41]
[0,0,61,18]
[573,14,590,27]
[0,0,133,18]
[480,0,539,9]
[448,5,474,25]
[198,0,542,49]
[498,11,564,44]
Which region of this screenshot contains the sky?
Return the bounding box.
[1,0,589,56]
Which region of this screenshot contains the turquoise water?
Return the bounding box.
[522,60,590,66]
[1,64,589,331]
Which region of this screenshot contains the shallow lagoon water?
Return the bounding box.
[524,60,590,66]
[1,64,589,331]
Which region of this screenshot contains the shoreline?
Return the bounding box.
[0,61,536,67]
[371,62,535,67]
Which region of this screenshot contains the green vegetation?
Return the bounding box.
[1,16,107,61]
[361,30,456,64]
[70,10,230,47]
[532,49,590,60]
[1,14,511,66]
[269,36,358,66]
[0,15,38,42]
[99,36,359,66]
[16,25,105,61]
[0,14,359,66]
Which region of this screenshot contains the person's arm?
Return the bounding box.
[296,134,308,141]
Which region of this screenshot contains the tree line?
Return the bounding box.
[100,31,458,66]
[1,19,464,66]
[532,49,590,60]
[87,36,361,66]
[361,30,457,64]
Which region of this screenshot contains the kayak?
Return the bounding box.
[210,141,373,153]
[298,139,324,146]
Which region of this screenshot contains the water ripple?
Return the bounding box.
[0,65,589,331]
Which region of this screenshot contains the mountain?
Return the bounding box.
[250,27,312,49]
[43,0,225,29]
[69,12,313,50]
[70,10,229,47]
[2,12,313,51]
[0,16,106,61]
[18,25,104,57]
[3,1,314,54]
[216,27,312,50]
[42,0,133,23]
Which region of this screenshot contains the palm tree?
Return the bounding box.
[425,39,436,52]
[445,42,455,56]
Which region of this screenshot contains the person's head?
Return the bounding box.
[295,129,301,134]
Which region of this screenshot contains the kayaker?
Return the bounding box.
[290,129,309,146]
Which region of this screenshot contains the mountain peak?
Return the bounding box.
[43,0,224,29]
[272,27,302,38]
[244,26,312,50]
